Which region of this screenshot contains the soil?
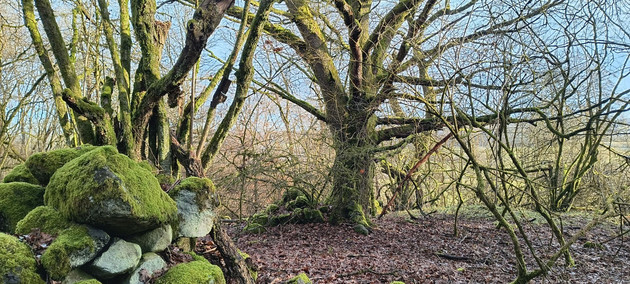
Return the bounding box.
[225,213,630,283]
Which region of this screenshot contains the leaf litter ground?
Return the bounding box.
[226,213,629,283]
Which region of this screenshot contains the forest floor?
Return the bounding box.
[226,209,630,283]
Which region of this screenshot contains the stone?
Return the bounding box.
[126,224,172,253]
[42,225,110,280]
[25,145,97,186]
[62,269,96,284]
[243,223,265,234]
[174,237,195,252]
[286,272,312,284]
[294,208,324,224]
[0,182,45,233]
[74,280,102,284]
[154,256,225,284]
[0,233,45,284]
[282,188,303,203]
[86,238,141,279]
[45,146,177,236]
[15,206,72,235]
[169,177,219,237]
[353,224,370,235]
[2,163,38,184]
[287,195,310,210]
[248,212,269,225]
[122,252,167,284]
[265,203,279,214]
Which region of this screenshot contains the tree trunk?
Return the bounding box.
[211,222,255,284]
[327,114,376,232]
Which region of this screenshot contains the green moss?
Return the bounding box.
[372,199,383,216]
[188,252,206,262]
[237,249,250,259]
[44,146,177,235]
[25,145,97,185]
[137,160,155,172]
[15,206,72,235]
[249,213,269,225]
[390,281,406,284]
[282,188,303,203]
[294,195,310,208]
[0,182,45,233]
[3,163,39,184]
[41,225,99,280]
[238,250,258,281]
[156,174,176,188]
[350,204,371,228]
[169,177,219,208]
[243,223,265,234]
[288,195,310,210]
[155,259,225,284]
[292,208,303,220]
[0,233,45,284]
[300,208,324,223]
[290,207,326,224]
[286,272,312,284]
[583,241,604,250]
[75,280,102,284]
[268,213,291,226]
[265,203,279,214]
[175,237,195,252]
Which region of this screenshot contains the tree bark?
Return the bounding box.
[327,112,377,230]
[328,140,375,229]
[211,222,255,284]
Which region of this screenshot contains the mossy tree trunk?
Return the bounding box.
[327,108,378,229]
[24,0,236,173]
[328,138,376,228]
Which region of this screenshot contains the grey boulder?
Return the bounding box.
[86,238,141,279]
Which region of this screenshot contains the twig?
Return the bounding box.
[600,227,630,245]
[336,268,399,278]
[435,252,473,261]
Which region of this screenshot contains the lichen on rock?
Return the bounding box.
[44,146,177,236]
[0,182,45,233]
[0,232,45,284]
[169,177,219,237]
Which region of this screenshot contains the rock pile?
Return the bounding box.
[244,188,325,233]
[0,146,225,284]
